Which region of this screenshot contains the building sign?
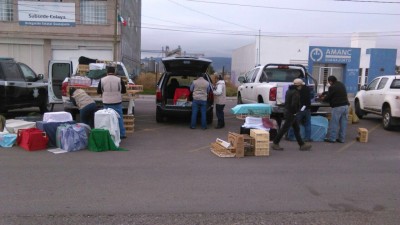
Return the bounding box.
[18,1,75,27]
[308,46,361,94]
[310,47,353,63]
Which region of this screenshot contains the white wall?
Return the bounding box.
[351,32,377,85]
[231,36,309,85]
[231,42,256,85]
[0,38,44,74]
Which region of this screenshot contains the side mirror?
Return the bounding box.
[37,74,44,80]
[238,76,246,83]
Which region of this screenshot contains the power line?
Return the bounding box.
[334,0,400,3]
[184,0,400,15]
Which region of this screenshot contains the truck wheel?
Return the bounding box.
[156,108,163,123]
[237,93,243,104]
[207,111,213,124]
[382,106,393,130]
[39,97,50,114]
[355,100,365,119]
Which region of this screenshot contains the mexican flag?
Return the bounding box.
[118,14,127,26]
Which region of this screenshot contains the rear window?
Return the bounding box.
[264,68,303,82]
[390,79,400,89]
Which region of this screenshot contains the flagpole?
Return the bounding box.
[113,0,118,61]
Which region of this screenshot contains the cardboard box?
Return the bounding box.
[357,128,368,143]
[210,142,235,158]
[123,115,135,134]
[250,129,269,140]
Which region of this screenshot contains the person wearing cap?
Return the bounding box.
[271,78,312,151]
[320,75,350,143]
[97,63,127,139]
[213,74,226,129]
[288,78,313,142]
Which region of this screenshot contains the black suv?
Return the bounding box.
[0,58,48,114]
[156,57,214,123]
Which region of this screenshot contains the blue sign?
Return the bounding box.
[308,46,361,94]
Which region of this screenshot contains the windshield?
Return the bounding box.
[264,68,303,82]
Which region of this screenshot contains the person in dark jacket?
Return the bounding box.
[271,78,312,151]
[297,80,312,141]
[321,75,350,143]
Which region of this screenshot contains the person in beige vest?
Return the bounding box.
[190,73,211,129]
[70,88,97,128]
[97,64,127,138]
[213,74,226,129]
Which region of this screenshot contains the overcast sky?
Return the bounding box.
[141,0,400,60]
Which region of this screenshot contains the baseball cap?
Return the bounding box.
[293,78,305,86]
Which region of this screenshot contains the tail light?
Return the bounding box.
[269,87,277,101]
[156,88,162,102]
[61,82,69,96]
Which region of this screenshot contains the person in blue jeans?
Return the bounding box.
[321,75,350,143]
[97,63,127,138]
[190,73,211,129]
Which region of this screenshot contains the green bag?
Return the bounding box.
[87,69,106,79]
[88,129,127,152]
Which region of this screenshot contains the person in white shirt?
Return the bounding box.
[213,75,226,129]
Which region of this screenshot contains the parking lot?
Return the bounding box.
[1,96,399,224]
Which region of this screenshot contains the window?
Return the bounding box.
[19,63,37,82]
[390,79,400,89]
[367,78,379,91]
[377,78,388,90]
[0,0,13,21]
[80,0,107,25]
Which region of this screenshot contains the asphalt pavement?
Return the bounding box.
[0,96,399,225]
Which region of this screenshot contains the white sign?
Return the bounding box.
[18,1,75,27]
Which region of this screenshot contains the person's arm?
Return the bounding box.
[213,82,223,96]
[120,79,127,94]
[190,83,194,92]
[97,80,102,94]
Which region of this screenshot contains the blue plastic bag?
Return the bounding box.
[59,124,90,152]
[0,133,17,147]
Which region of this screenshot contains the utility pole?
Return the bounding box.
[258,29,261,66]
[113,0,118,61]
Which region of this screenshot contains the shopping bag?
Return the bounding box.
[17,128,49,151]
[0,133,17,147]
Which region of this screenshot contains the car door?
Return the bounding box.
[1,61,28,107]
[18,62,46,105]
[241,68,260,103]
[363,78,380,111]
[48,60,73,104]
[369,77,388,113]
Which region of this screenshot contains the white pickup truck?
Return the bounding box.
[237,64,323,124]
[354,75,400,130]
[47,60,141,117]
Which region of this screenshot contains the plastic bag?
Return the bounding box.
[0,133,17,147]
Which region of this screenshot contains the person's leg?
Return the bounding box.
[304,109,312,141]
[105,104,125,137]
[215,104,224,127]
[273,115,294,145]
[327,107,340,141]
[220,104,225,127]
[338,105,349,142]
[191,100,199,128]
[200,100,207,129]
[292,120,305,146]
[87,103,97,128]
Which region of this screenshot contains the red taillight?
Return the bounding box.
[61,82,68,96]
[269,87,277,101]
[156,88,162,102]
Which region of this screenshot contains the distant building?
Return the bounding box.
[232,33,397,95]
[0,0,141,77]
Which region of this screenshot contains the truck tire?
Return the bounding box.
[156,108,163,123]
[207,111,213,124]
[355,100,365,119]
[237,93,243,104]
[382,106,393,130]
[39,96,50,114]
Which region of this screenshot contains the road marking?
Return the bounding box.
[336,123,380,152]
[188,145,210,152]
